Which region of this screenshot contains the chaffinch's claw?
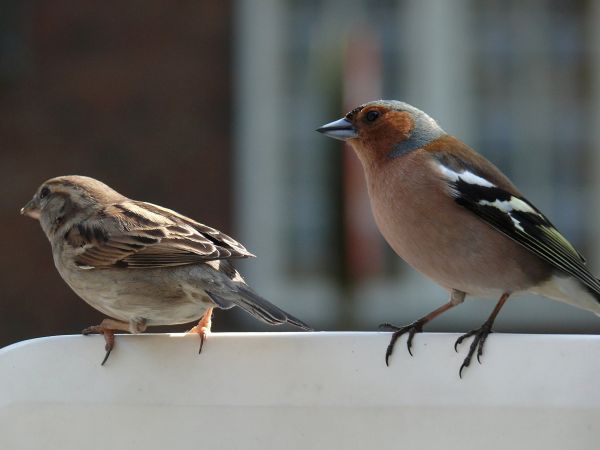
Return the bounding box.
[319,100,600,376]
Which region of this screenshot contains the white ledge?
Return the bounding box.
[1,332,600,449]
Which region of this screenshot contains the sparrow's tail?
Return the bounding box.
[207,287,313,331]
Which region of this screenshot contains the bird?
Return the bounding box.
[21,175,311,364]
[317,100,600,377]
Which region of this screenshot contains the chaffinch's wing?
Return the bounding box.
[318,99,600,375]
[431,150,600,298]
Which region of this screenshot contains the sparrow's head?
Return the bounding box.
[21,175,125,236]
[317,100,445,164]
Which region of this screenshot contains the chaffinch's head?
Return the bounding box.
[318,100,446,163]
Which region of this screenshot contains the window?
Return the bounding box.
[234,0,600,332]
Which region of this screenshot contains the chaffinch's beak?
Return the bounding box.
[21,198,40,219]
[316,117,358,141]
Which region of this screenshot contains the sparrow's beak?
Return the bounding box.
[21,198,40,219]
[316,117,358,141]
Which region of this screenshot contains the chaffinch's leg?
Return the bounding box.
[188,307,214,354]
[455,292,510,378]
[82,318,135,365]
[380,290,465,366]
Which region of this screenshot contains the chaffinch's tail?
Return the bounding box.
[530,274,600,314]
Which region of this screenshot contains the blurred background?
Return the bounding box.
[2,0,600,348]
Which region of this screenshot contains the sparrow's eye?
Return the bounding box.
[365,110,380,123]
[40,186,50,199]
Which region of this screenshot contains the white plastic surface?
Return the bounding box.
[1,332,600,450]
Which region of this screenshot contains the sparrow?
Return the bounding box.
[318,100,600,376]
[21,175,311,364]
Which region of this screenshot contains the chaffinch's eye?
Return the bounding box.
[40,186,50,199]
[365,110,380,123]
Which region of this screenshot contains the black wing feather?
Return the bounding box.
[451,178,600,296]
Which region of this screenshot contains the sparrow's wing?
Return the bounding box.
[436,162,600,297]
[66,200,254,269]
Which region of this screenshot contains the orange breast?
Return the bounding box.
[362,150,551,296]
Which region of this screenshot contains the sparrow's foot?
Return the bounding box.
[82,318,130,365]
[82,324,115,365]
[379,318,427,365]
[188,325,210,354]
[189,307,213,354]
[454,319,494,378]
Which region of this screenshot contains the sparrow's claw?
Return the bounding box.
[81,325,102,335]
[189,307,213,354]
[82,324,116,365]
[188,325,210,354]
[101,346,112,366]
[455,320,495,378]
[199,328,208,354]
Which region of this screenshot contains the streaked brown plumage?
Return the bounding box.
[22,175,311,364]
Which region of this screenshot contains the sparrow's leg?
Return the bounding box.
[380,290,465,366]
[188,307,213,354]
[82,318,132,365]
[454,292,510,378]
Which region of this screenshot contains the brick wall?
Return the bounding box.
[0,1,236,347]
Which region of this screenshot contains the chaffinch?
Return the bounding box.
[318,100,600,376]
